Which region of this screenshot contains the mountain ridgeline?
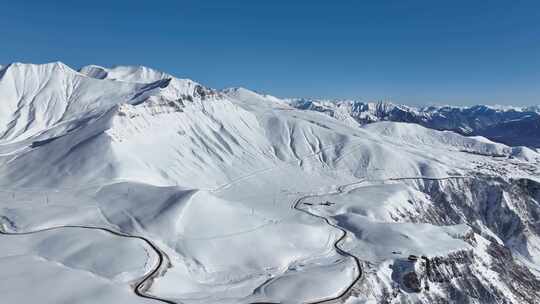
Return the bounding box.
[0,62,539,304]
[287,98,540,149]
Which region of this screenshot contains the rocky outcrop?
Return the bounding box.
[345,176,540,304]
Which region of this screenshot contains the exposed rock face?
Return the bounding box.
[344,176,540,304]
[486,242,540,303]
[402,271,422,293]
[420,177,540,259]
[353,243,540,303]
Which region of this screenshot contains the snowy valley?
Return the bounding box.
[0,62,539,304]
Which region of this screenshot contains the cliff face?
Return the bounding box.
[356,246,540,304]
[346,177,540,304]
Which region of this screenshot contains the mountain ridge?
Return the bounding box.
[0,61,539,304]
[286,97,540,148]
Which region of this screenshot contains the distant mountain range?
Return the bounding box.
[1,63,539,304]
[287,98,540,148]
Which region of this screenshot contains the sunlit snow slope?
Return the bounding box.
[0,62,539,304]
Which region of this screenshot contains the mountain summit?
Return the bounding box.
[0,62,539,304]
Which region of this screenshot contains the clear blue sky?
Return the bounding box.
[1,0,539,105]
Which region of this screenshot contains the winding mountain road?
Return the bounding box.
[0,225,176,304]
[0,175,471,304]
[290,182,365,303]
[287,175,472,303]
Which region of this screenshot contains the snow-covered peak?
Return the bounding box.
[2,61,77,78]
[0,62,147,142]
[223,87,288,108]
[79,64,170,83]
[0,62,227,143]
[79,64,215,102]
[78,64,109,79]
[1,62,540,304]
[78,64,200,87]
[223,87,277,101]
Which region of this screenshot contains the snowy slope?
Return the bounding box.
[286,98,540,148]
[0,227,157,304]
[0,62,539,304]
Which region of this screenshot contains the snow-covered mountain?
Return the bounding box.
[0,62,539,304]
[287,98,540,148]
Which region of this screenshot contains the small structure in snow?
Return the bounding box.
[408,254,418,261]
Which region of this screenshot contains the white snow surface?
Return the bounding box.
[0,62,539,304]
